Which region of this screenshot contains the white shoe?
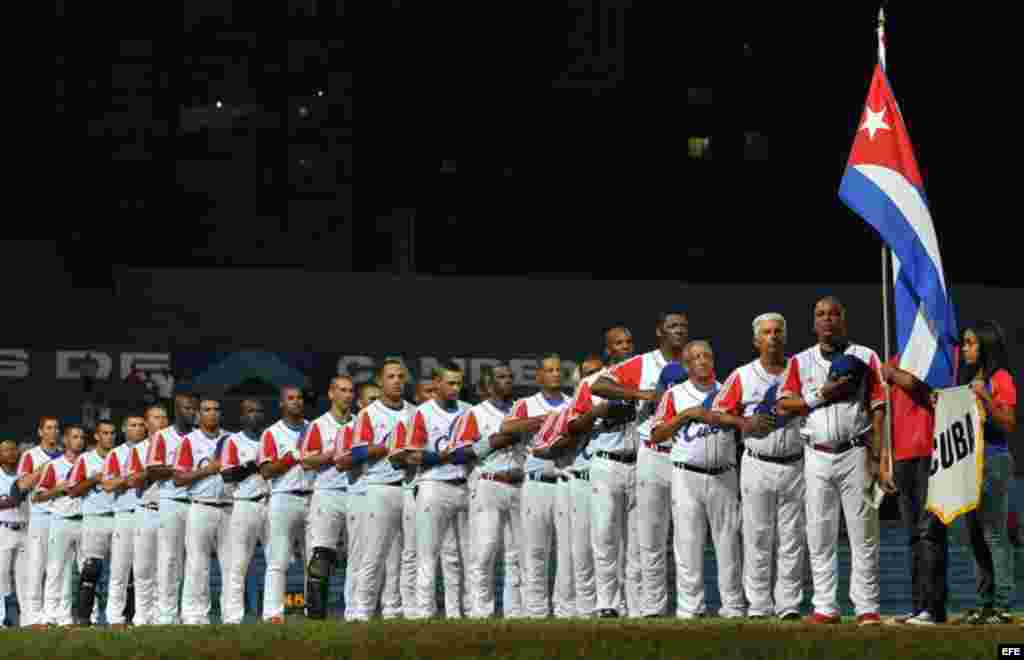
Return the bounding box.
[907,612,936,626]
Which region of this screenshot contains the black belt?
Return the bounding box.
[194,501,232,509]
[569,469,590,481]
[170,497,191,504]
[139,503,159,511]
[86,512,116,518]
[558,474,570,482]
[283,490,313,497]
[0,521,25,531]
[812,440,864,455]
[439,478,467,487]
[673,462,733,476]
[746,448,804,465]
[595,451,637,464]
[370,481,403,488]
[643,442,672,454]
[236,494,268,503]
[527,473,558,484]
[64,515,84,521]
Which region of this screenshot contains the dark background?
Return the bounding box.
[43,3,1017,289]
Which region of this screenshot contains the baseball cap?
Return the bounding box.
[657,363,688,396]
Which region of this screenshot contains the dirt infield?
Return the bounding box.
[3,618,1022,660]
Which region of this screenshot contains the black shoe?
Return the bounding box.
[982,609,1014,625]
[644,614,660,619]
[748,615,769,620]
[598,609,619,619]
[778,612,801,622]
[963,608,987,625]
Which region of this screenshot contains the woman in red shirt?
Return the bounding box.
[959,320,1018,625]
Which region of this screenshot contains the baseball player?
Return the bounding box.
[101,414,148,628]
[712,313,807,620]
[347,361,415,621]
[0,438,35,627]
[144,393,198,625]
[220,399,270,625]
[651,339,745,619]
[131,405,169,626]
[16,416,65,628]
[777,296,885,626]
[503,354,571,618]
[302,376,355,620]
[68,420,118,626]
[176,398,232,625]
[452,363,525,618]
[405,362,473,619]
[36,425,87,627]
[581,326,656,618]
[258,386,313,623]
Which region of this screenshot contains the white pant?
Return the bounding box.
[345,491,367,619]
[741,452,806,617]
[415,480,470,619]
[569,471,596,616]
[591,457,642,615]
[353,483,403,620]
[43,516,82,626]
[400,488,417,618]
[20,515,51,626]
[181,503,232,624]
[222,497,267,624]
[132,507,160,625]
[81,514,114,560]
[156,499,189,624]
[309,489,347,552]
[804,446,880,616]
[636,447,673,616]
[106,511,136,625]
[521,478,558,618]
[0,525,27,626]
[262,493,311,620]
[554,476,575,617]
[470,477,523,618]
[671,464,745,618]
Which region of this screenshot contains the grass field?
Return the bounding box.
[3,617,1023,660]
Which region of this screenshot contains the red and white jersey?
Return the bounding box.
[568,370,609,470]
[38,454,81,519]
[70,449,115,515]
[145,426,191,500]
[337,417,368,494]
[304,411,352,491]
[17,445,61,517]
[258,419,312,494]
[511,392,570,474]
[0,468,27,524]
[176,429,228,502]
[104,441,145,513]
[220,431,268,500]
[351,399,416,486]
[408,399,472,482]
[604,349,673,446]
[453,399,520,474]
[653,379,735,469]
[531,406,575,474]
[714,359,804,457]
[779,343,885,448]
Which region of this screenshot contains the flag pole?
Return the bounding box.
[877,5,895,478]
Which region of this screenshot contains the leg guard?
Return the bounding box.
[123,568,135,624]
[3,593,19,627]
[78,558,103,626]
[305,547,336,620]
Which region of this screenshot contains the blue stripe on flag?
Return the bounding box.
[839,166,958,387]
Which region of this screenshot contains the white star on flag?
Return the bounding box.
[859,105,891,140]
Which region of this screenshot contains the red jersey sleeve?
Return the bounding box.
[653,390,678,429]
[258,430,279,465]
[221,437,241,469]
[713,370,744,414]
[779,356,803,399]
[408,411,429,450]
[511,399,530,420]
[866,352,886,409]
[353,411,375,448]
[16,451,34,477]
[388,420,407,452]
[128,446,144,475]
[174,438,194,472]
[991,369,1018,408]
[608,355,643,389]
[39,464,57,490]
[146,432,167,466]
[572,382,594,419]
[336,424,356,458]
[533,412,559,449]
[68,457,88,485]
[103,451,121,480]
[304,423,324,455]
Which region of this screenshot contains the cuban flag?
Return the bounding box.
[839,57,958,389]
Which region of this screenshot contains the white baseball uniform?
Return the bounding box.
[714,359,806,617]
[779,343,884,618]
[258,418,313,621]
[0,467,28,627]
[72,448,116,624]
[654,378,745,618]
[40,454,83,626]
[349,400,415,620]
[16,445,69,626]
[177,429,232,624]
[572,363,645,617]
[103,439,144,625]
[458,399,524,618]
[409,398,472,619]
[145,426,192,625]
[219,431,269,625]
[337,423,368,620]
[512,392,573,618]
[133,436,161,626]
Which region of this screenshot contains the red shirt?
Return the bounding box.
[888,356,935,461]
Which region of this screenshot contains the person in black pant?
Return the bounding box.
[881,359,947,625]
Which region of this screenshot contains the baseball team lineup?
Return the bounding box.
[0,296,1017,628]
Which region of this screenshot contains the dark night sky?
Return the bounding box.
[47,3,1019,288]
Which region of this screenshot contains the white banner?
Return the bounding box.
[926,385,985,525]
